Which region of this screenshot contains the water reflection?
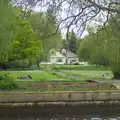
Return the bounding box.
[1,116,120,120]
[0,105,120,120]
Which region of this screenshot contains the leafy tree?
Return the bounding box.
[78,14,120,79]
[68,31,78,53]
[0,1,18,69]
[29,12,62,50]
[8,16,42,66]
[77,35,95,62]
[0,1,16,59]
[36,47,48,68]
[29,11,62,65]
[90,56,109,67]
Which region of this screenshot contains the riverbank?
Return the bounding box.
[0,91,120,119]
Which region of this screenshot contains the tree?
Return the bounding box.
[8,16,42,66]
[28,10,62,65]
[90,56,109,67]
[77,35,95,62]
[68,31,78,53]
[78,14,120,79]
[14,0,120,36]
[0,1,16,58]
[0,1,18,69]
[29,12,62,49]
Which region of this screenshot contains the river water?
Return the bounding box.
[0,105,120,120]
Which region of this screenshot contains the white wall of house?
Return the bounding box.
[41,51,66,64]
[48,57,66,64]
[49,51,66,64]
[40,50,80,65]
[67,58,79,64]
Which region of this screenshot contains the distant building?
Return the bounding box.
[64,50,79,64]
[41,49,79,64]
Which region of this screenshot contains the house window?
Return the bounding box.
[47,58,51,62]
[56,58,62,62]
[71,59,76,62]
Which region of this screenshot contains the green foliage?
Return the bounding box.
[7,59,29,68]
[0,4,63,69]
[29,12,62,59]
[0,2,17,60]
[77,35,95,61]
[0,73,18,90]
[90,56,109,67]
[0,6,42,68]
[78,14,120,79]
[9,16,42,61]
[68,31,78,53]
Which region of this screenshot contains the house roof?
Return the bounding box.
[50,51,65,58]
[66,51,77,58]
[49,49,78,58]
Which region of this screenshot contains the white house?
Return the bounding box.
[65,50,79,64]
[41,49,79,64]
[47,50,66,64]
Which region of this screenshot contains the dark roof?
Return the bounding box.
[66,51,77,58]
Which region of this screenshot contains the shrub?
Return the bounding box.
[0,73,18,90]
[73,62,79,65]
[7,59,29,68]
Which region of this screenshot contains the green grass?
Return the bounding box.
[0,70,62,81]
[0,65,113,81]
[0,65,114,92]
[61,70,113,80]
[51,64,110,71]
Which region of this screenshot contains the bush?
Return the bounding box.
[7,59,29,68]
[90,56,109,67]
[0,73,18,90]
[73,62,79,65]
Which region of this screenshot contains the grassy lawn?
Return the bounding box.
[0,65,115,92]
[61,70,113,80]
[40,64,112,80]
[0,70,62,81]
[51,64,110,71]
[0,65,113,81]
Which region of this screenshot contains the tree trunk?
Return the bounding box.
[113,72,120,79]
[36,61,40,68]
[0,63,7,69]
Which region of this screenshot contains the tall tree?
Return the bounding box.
[29,11,62,65]
[68,31,77,53]
[0,1,16,56]
[14,0,120,37]
[0,1,17,69]
[9,16,42,62]
[78,14,120,79]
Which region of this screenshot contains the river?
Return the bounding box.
[0,104,120,120]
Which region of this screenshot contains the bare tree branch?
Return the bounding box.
[13,0,120,37]
[87,0,120,14]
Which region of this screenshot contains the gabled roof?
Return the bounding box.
[49,49,78,58]
[50,51,65,58]
[66,51,77,58]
